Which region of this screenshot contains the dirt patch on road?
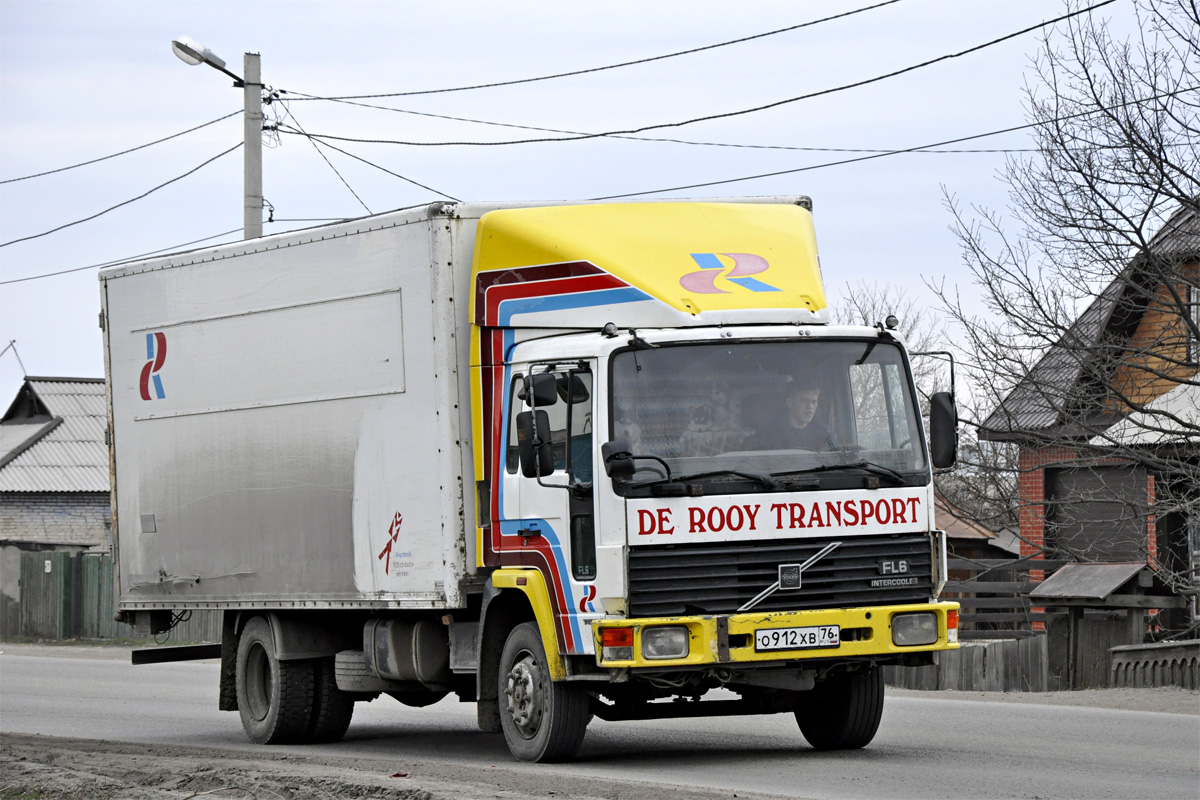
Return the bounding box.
[0,734,786,800]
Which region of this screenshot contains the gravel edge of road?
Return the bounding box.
[0,733,805,800]
[888,685,1200,715]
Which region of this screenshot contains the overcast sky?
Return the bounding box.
[0,0,1142,405]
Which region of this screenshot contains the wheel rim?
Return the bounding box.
[503,651,544,740]
[245,642,273,722]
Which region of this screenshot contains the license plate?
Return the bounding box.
[754,625,840,652]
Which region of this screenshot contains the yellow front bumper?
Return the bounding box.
[593,602,959,669]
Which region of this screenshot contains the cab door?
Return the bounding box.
[499,361,597,653]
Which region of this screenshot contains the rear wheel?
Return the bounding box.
[307,656,355,742]
[498,622,589,762]
[236,616,314,744]
[794,666,884,750]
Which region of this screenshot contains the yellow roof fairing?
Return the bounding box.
[469,202,826,327]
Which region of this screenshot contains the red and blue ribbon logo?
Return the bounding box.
[139,332,166,401]
[578,584,597,613]
[680,253,780,294]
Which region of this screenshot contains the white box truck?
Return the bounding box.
[101,198,960,761]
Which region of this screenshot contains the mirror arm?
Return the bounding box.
[910,349,957,401]
[527,405,563,490]
[631,454,672,480]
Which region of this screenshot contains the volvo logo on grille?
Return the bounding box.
[738,542,841,612]
[779,564,802,590]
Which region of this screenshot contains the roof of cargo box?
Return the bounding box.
[468,201,828,328]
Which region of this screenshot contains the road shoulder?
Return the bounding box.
[888,686,1199,715]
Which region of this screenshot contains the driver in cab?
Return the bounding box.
[750,376,838,451]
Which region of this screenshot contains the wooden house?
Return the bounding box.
[979,204,1199,634]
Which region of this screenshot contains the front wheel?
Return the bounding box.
[498,621,589,762]
[794,665,884,750]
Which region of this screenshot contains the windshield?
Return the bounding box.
[609,338,927,491]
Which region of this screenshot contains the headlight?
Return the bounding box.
[892,612,938,646]
[642,626,689,660]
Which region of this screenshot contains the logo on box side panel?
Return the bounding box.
[139,332,167,400]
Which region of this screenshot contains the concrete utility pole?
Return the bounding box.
[171,37,264,240]
[243,53,263,240]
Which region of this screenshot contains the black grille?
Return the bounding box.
[628,534,933,617]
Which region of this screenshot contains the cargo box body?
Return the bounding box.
[102,204,480,610]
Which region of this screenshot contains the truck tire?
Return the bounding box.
[307,656,355,743]
[794,665,884,750]
[497,622,589,762]
[236,616,314,744]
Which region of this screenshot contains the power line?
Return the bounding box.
[1,205,446,286]
[302,138,461,201]
[281,103,374,215]
[0,143,242,249]
[0,227,243,286]
[589,85,1199,200]
[286,0,905,102]
[0,111,240,185]
[280,1,1116,150]
[282,100,1034,154]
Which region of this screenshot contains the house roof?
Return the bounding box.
[935,495,996,540]
[980,203,1200,441]
[0,377,108,493]
[1094,380,1200,447]
[935,495,1023,556]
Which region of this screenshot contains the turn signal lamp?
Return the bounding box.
[601,627,634,661]
[947,609,959,644]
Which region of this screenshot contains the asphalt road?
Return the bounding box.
[2,646,1198,800]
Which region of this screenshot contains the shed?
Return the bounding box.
[1029,562,1187,689]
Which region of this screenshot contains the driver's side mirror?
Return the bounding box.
[517,410,554,478]
[929,392,957,469]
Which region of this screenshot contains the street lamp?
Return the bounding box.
[171,36,264,240]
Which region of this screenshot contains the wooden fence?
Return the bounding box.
[945,557,1071,639]
[884,636,1048,692]
[11,551,220,643]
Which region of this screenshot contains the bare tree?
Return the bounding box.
[831,280,947,395]
[832,282,1024,533]
[934,0,1200,619]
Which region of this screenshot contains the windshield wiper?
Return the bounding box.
[772,460,909,485]
[638,469,780,491]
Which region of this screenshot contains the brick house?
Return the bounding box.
[978,205,1199,629]
[0,377,111,635]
